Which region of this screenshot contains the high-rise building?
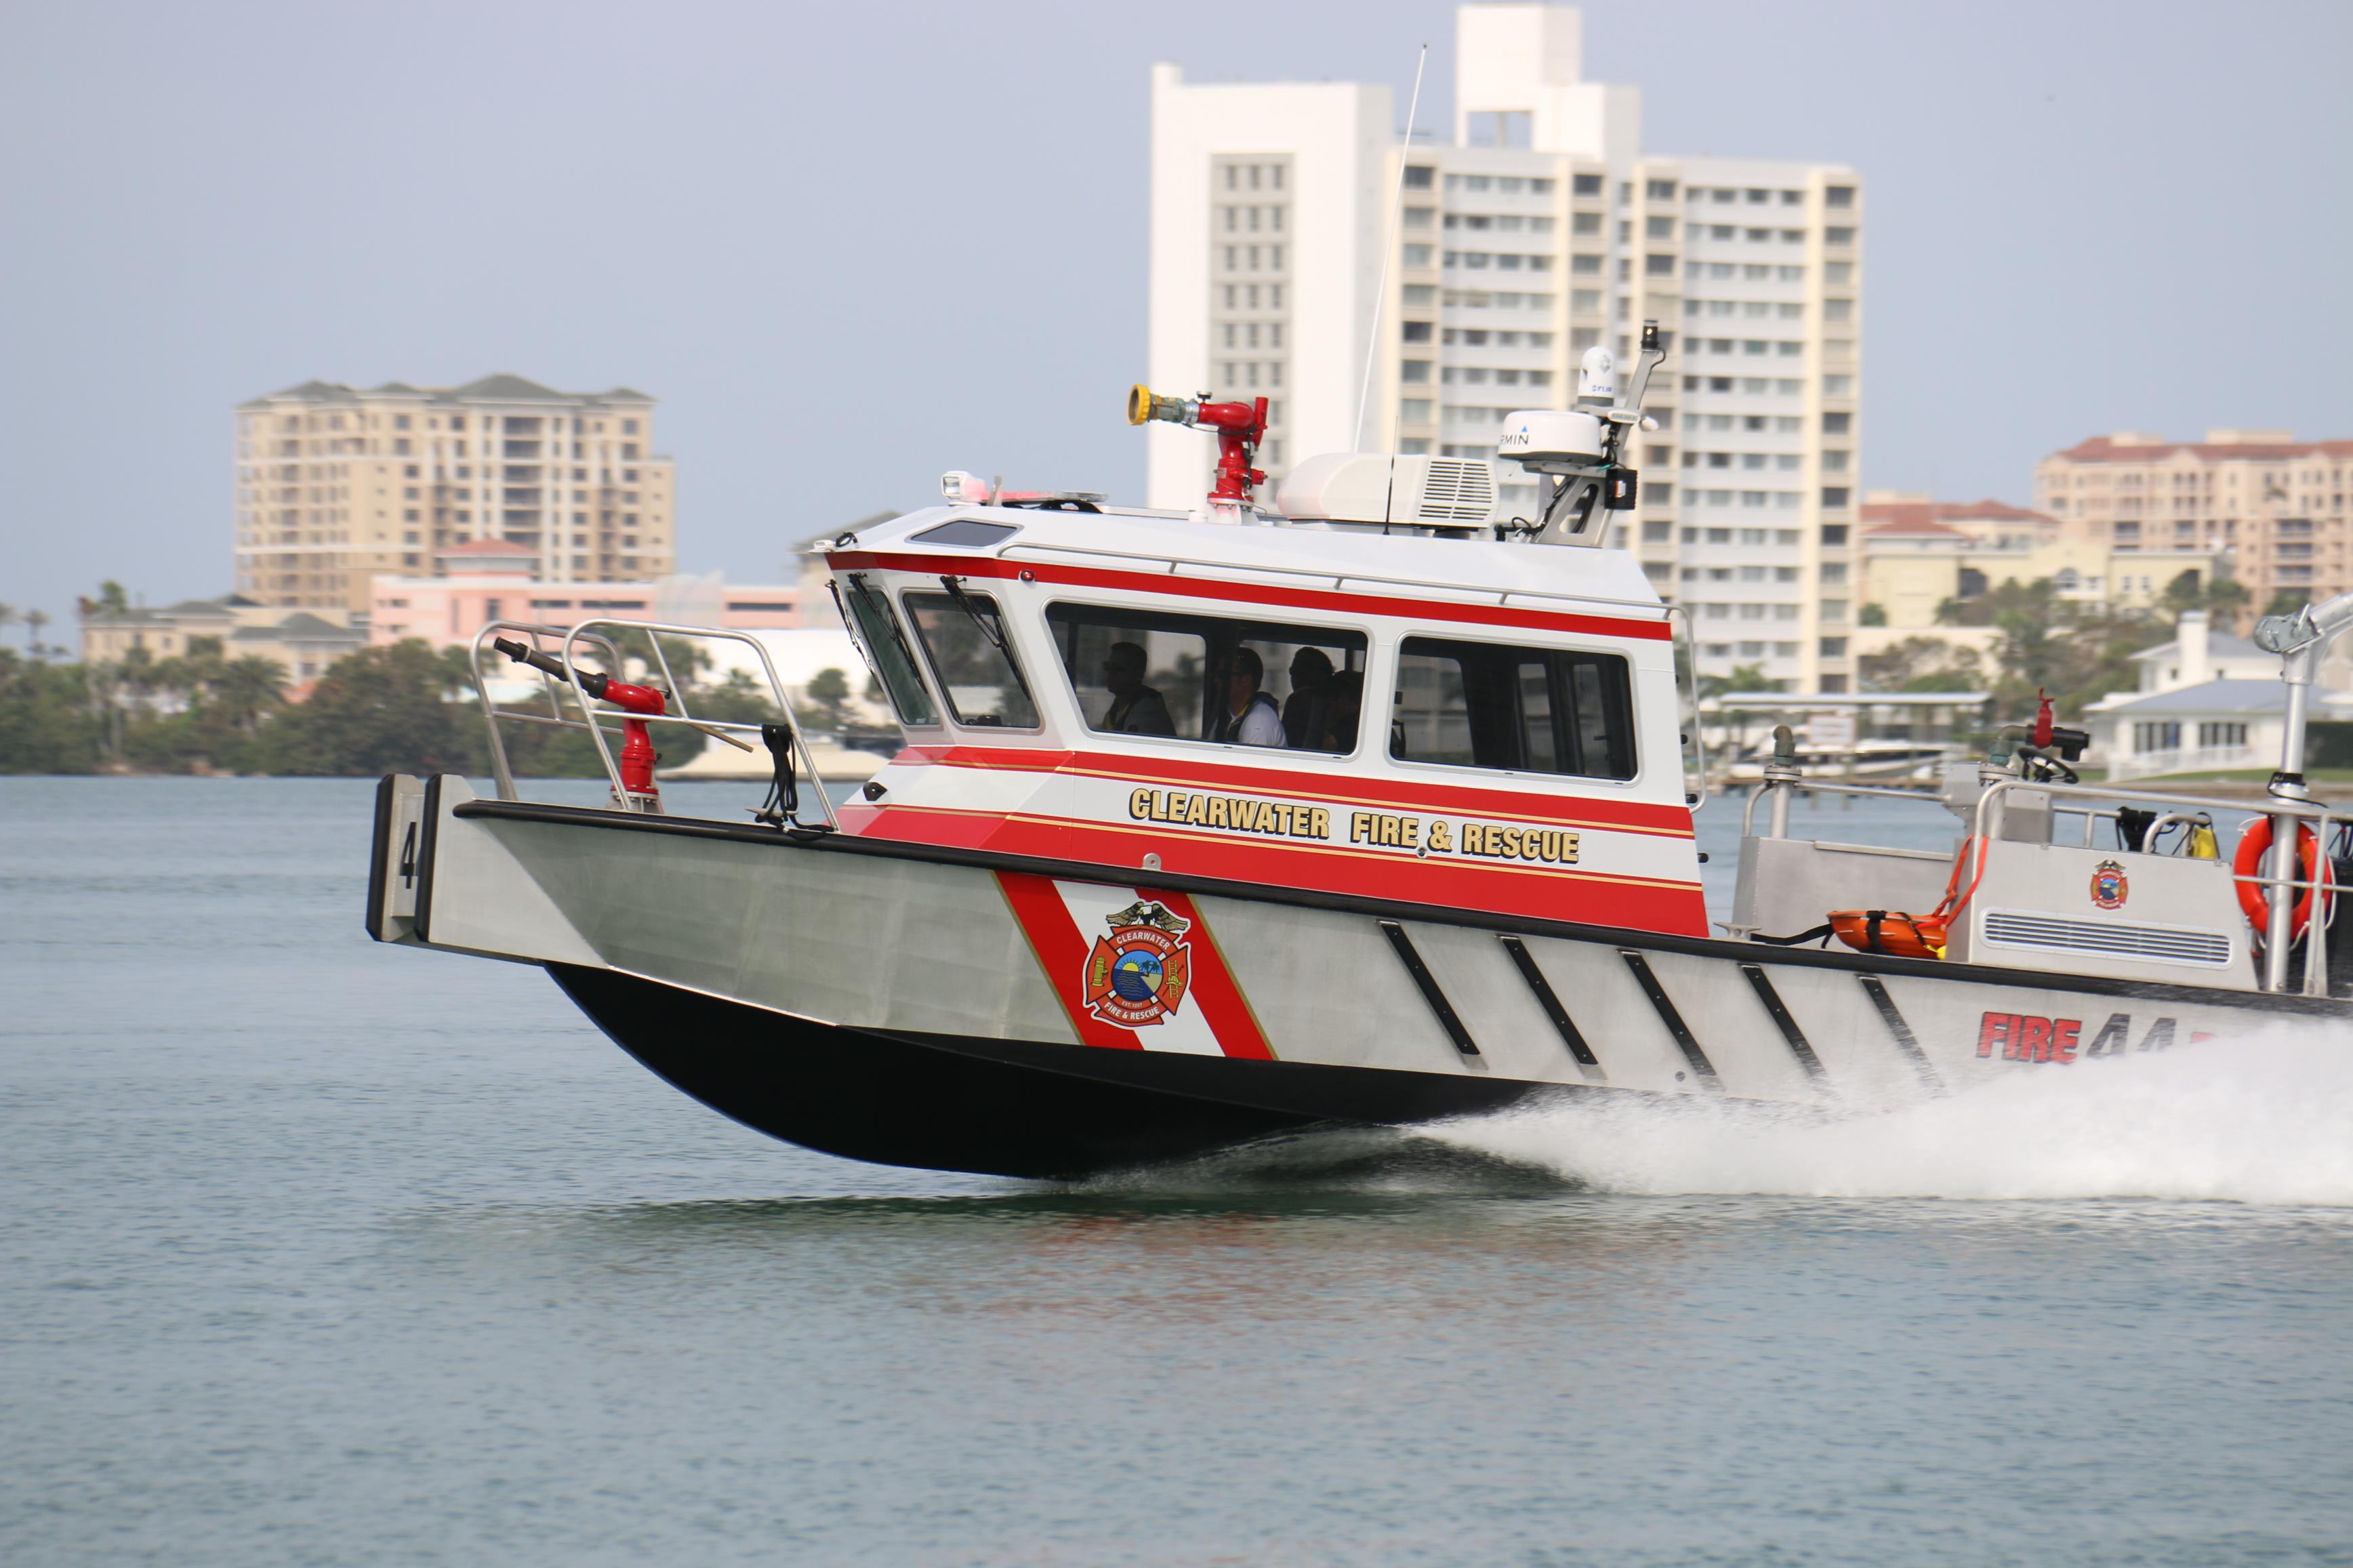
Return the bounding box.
[1148,3,1864,692]
[234,375,676,615]
[2033,430,2353,621]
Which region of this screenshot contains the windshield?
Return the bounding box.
[901,590,1039,728]
[841,578,938,726]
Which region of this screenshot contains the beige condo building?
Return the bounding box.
[234,375,676,615]
[2034,430,2353,625]
[1149,4,1866,693]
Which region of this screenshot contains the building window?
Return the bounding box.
[1404,165,1434,189]
[1573,173,1604,197]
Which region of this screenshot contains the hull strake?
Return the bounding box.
[549,964,1565,1179]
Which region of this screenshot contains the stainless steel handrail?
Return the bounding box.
[468,621,628,803]
[464,618,838,829]
[1740,776,1942,838]
[1968,774,2342,997]
[560,619,840,828]
[1667,606,1708,814]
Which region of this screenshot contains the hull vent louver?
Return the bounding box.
[1981,909,2234,968]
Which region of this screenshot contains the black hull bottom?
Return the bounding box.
[549,964,1563,1179]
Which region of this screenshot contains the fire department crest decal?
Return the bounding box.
[1084,901,1193,1028]
[2091,859,2129,911]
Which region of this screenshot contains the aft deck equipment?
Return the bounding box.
[366,327,2353,1178]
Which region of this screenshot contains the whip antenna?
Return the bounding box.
[1353,43,1427,453]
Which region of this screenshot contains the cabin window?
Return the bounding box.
[902,589,1040,728]
[1044,603,1368,753]
[840,576,938,726]
[1390,636,1636,780]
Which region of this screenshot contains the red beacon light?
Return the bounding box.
[1128,384,1268,508]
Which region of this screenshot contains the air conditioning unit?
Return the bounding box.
[1275,453,1498,528]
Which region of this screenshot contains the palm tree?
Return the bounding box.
[0,605,16,647]
[213,656,287,737]
[24,608,49,661]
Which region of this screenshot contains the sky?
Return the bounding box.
[2,0,2348,633]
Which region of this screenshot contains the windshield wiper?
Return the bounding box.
[939,575,1008,653]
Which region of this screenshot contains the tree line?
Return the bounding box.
[1856,569,2262,721]
[0,625,851,777]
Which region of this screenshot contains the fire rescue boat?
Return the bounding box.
[366,326,2353,1178]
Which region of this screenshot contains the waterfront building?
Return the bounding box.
[79,595,367,686]
[1857,493,2226,630]
[2086,611,2353,779]
[234,375,676,617]
[1148,3,1865,692]
[2033,430,2353,619]
[368,549,815,652]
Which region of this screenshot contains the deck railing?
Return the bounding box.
[465,618,839,829]
[1739,770,2345,997]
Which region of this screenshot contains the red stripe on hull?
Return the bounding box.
[888,807,1707,937]
[827,550,1671,642]
[1149,889,1275,1060]
[881,745,1696,838]
[991,871,1140,1050]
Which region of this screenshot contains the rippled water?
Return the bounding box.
[5,778,2352,1565]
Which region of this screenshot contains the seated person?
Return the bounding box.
[1322,669,1364,751]
[1210,646,1284,747]
[1098,640,1174,735]
[1281,647,1334,749]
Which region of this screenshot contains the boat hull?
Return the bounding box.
[550,964,1556,1178]
[370,775,2353,1178]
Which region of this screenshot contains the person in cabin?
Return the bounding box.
[1212,646,1284,747]
[1322,669,1364,752]
[1099,640,1175,735]
[1282,647,1334,750]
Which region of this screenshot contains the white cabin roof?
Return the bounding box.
[833,503,1667,623]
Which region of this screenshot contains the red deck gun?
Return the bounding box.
[493,636,666,810]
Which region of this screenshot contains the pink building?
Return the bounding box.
[369,541,815,648]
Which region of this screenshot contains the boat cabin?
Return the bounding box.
[822,499,1711,936]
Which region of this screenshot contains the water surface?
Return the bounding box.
[5,779,2350,1565]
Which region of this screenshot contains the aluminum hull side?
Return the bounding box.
[549,964,1559,1178]
[372,779,2353,1176]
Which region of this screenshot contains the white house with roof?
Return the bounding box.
[2087,610,2353,778]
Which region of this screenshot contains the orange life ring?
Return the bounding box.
[2234,818,2331,937]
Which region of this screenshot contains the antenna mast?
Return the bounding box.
[1352,43,1428,453]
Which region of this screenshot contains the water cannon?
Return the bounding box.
[1128,384,1269,508]
[493,636,667,810]
[1496,321,1666,548]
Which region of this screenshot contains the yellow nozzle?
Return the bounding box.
[1127,384,1192,427]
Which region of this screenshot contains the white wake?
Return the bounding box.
[1429,1021,2353,1205]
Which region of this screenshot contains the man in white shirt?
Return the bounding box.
[1212,646,1284,747]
